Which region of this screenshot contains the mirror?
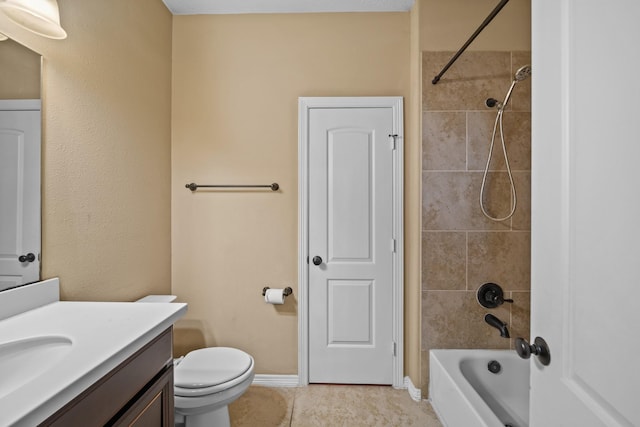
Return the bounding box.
[0,37,42,291]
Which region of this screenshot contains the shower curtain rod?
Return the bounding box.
[432,0,509,85]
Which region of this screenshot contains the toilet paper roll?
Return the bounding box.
[265,288,285,305]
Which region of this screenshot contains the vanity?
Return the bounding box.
[0,279,187,426]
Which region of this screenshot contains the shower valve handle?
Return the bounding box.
[477,283,513,308]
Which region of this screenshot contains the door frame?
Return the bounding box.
[297,96,404,387]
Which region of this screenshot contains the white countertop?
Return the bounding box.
[0,299,187,426]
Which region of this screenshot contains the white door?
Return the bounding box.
[300,97,403,385]
[530,1,640,426]
[0,100,41,291]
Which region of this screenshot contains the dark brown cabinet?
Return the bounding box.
[41,328,174,427]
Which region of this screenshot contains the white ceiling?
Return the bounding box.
[162,0,415,15]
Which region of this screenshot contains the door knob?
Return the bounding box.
[18,253,36,263]
[515,336,551,366]
[312,256,323,266]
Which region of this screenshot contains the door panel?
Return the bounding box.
[328,129,372,262]
[308,107,394,384]
[531,1,640,425]
[0,106,40,290]
[327,280,373,345]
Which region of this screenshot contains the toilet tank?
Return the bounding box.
[136,295,177,303]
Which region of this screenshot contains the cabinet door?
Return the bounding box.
[111,365,174,427]
[41,328,173,426]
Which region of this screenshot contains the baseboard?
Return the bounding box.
[252,374,300,388]
[252,374,421,399]
[403,376,422,402]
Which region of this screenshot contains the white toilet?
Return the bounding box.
[173,347,255,427]
[136,295,255,427]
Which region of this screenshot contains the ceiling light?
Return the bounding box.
[0,0,67,39]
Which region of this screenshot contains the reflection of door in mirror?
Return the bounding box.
[0,101,41,290]
[0,39,42,290]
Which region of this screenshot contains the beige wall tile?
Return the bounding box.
[512,171,531,230]
[467,112,531,172]
[510,52,532,112]
[501,112,531,170]
[423,112,466,170]
[423,171,511,231]
[510,291,531,345]
[479,171,517,222]
[421,350,430,398]
[421,51,531,396]
[422,290,511,351]
[422,231,466,290]
[467,231,531,291]
[423,51,511,111]
[468,112,503,171]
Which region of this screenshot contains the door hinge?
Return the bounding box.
[391,238,397,253]
[392,342,397,356]
[389,134,398,150]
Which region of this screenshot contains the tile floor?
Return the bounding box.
[228,385,443,426]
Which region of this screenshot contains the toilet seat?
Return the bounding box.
[174,347,253,398]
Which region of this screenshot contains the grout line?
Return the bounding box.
[288,387,297,427]
[465,231,469,291]
[465,111,469,172]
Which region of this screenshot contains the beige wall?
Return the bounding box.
[0,39,41,99]
[171,13,410,374]
[420,0,531,51]
[1,0,173,300]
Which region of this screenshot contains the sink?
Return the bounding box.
[0,335,73,399]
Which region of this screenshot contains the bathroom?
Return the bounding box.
[0,0,637,426]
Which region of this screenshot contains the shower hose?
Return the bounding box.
[479,108,517,222]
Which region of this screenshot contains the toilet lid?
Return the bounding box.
[174,347,253,389]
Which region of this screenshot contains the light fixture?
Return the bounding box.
[0,0,67,39]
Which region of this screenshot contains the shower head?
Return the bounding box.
[514,65,531,82]
[490,65,532,111]
[484,65,532,112]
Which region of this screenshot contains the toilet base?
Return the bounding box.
[177,405,230,427]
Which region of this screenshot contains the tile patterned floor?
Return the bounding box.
[229,385,443,427]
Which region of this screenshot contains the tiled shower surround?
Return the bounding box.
[421,51,531,395]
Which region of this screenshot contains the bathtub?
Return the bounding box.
[429,349,529,427]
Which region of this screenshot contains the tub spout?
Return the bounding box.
[484,314,510,338]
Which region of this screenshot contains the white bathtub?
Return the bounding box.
[430,349,529,427]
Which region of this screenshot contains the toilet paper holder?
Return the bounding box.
[262,286,293,297]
